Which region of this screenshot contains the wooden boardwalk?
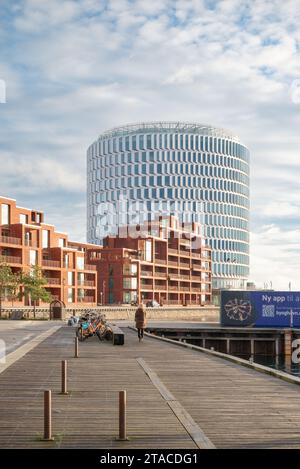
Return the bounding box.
[1,326,300,448]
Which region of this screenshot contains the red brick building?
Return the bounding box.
[0,196,100,307]
[88,216,212,306]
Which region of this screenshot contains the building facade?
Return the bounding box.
[89,216,212,306]
[87,122,250,290]
[0,196,99,307]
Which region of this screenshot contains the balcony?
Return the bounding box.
[168,260,178,267]
[191,252,201,259]
[192,264,202,271]
[42,259,61,268]
[168,248,178,255]
[84,264,97,271]
[155,285,167,290]
[179,263,190,269]
[140,285,153,290]
[0,235,22,246]
[84,280,96,287]
[155,258,167,265]
[168,285,178,291]
[78,296,95,303]
[155,272,167,278]
[45,278,61,285]
[191,276,201,282]
[0,254,22,264]
[141,271,153,277]
[179,250,191,258]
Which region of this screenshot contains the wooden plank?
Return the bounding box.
[168,401,216,449]
[137,357,215,449]
[137,358,176,401]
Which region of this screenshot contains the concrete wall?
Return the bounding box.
[0,305,220,322]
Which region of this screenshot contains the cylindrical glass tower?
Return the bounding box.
[87,122,250,289]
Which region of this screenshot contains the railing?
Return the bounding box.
[155,258,167,265]
[192,264,202,270]
[155,285,167,290]
[141,271,153,277]
[42,259,60,268]
[191,252,201,258]
[84,280,96,287]
[179,250,190,257]
[180,238,191,246]
[168,286,179,291]
[179,263,190,269]
[0,235,22,245]
[155,272,167,278]
[140,285,153,290]
[78,296,95,303]
[0,255,22,264]
[191,276,201,282]
[168,249,178,255]
[45,278,60,285]
[84,264,97,271]
[168,260,178,266]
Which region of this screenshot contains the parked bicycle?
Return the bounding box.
[76,310,113,342]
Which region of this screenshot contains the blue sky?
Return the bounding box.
[1,0,300,289]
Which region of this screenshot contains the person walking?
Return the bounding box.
[135,304,147,342]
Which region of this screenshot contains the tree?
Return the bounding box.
[0,263,20,318]
[21,265,52,318]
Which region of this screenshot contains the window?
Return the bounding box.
[19,213,28,224]
[58,238,65,248]
[1,204,10,224]
[123,264,137,275]
[76,256,84,270]
[123,277,137,289]
[29,250,37,266]
[68,271,74,285]
[77,272,84,285]
[42,230,49,248]
[68,288,74,303]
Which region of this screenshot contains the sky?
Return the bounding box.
[0,0,300,289]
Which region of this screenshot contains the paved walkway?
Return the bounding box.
[1,326,300,448]
[0,320,62,354]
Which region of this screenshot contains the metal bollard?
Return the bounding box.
[118,390,128,441]
[74,337,79,358]
[43,390,54,441]
[60,360,68,395]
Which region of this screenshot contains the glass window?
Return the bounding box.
[68,271,74,285]
[76,256,84,270]
[58,238,65,248]
[1,204,10,224]
[123,263,137,275]
[68,288,74,303]
[42,230,49,248]
[146,134,152,149]
[19,213,28,224]
[29,250,37,265]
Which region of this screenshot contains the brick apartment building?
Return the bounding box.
[0,196,100,307]
[89,216,212,306]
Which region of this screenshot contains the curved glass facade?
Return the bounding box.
[87,122,250,289]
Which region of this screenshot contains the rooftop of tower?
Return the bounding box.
[97,121,241,143]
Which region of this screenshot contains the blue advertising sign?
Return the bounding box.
[221,290,300,327]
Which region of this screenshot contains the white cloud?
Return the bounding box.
[0,0,300,289]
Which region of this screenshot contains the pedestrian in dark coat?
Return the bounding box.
[135,304,147,341]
